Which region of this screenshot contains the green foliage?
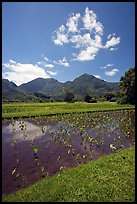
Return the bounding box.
[2,147,135,202]
[104,92,115,101]
[34,93,50,100]
[64,92,74,103]
[85,94,97,103]
[85,93,92,103]
[2,102,135,118]
[90,98,97,103]
[117,67,135,105]
[2,74,120,102]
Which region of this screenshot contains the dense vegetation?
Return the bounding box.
[84,93,97,103]
[118,67,135,105]
[2,102,134,118]
[64,92,74,102]
[2,146,135,202]
[2,74,119,102]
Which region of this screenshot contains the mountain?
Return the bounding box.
[18,78,63,95]
[2,79,48,102]
[63,74,119,100]
[2,74,120,102]
[2,79,18,92]
[2,79,24,101]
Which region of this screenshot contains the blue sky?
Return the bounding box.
[2,2,135,85]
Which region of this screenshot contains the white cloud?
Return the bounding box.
[100,63,114,69]
[105,68,119,76]
[109,47,118,51]
[94,75,101,79]
[107,63,114,67]
[107,33,116,40]
[71,33,102,49]
[9,59,16,64]
[70,33,92,48]
[44,57,49,61]
[47,70,57,76]
[52,7,120,62]
[107,34,111,40]
[41,54,49,61]
[104,36,120,49]
[100,66,107,69]
[73,46,99,61]
[37,61,45,65]
[45,64,54,68]
[83,7,104,35]
[52,25,69,45]
[71,34,102,61]
[66,13,80,33]
[2,60,52,86]
[54,57,70,67]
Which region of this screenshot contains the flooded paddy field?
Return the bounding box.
[2,109,135,195]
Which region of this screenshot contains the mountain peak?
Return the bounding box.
[2,73,120,102]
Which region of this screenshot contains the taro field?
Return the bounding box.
[2,109,135,196]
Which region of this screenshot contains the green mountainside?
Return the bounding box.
[2,74,120,102]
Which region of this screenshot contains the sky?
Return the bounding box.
[2,2,135,86]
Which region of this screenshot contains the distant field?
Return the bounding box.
[2,102,135,118]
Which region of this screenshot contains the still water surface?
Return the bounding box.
[2,110,135,195]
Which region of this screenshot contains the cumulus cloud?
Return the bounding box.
[72,34,103,61]
[52,25,69,45]
[70,33,92,48]
[104,36,120,49]
[71,33,102,49]
[52,7,120,62]
[45,64,54,68]
[54,57,70,67]
[94,75,101,79]
[105,68,119,76]
[73,46,99,61]
[2,60,52,86]
[82,7,104,35]
[66,13,80,33]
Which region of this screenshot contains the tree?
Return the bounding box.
[85,94,92,103]
[64,92,74,103]
[117,67,135,104]
[85,93,97,103]
[104,92,115,101]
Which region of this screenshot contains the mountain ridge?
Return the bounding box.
[2,74,120,102]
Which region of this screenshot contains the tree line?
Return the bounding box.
[64,67,135,105]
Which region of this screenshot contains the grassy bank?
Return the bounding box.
[2,146,135,202]
[2,102,135,118]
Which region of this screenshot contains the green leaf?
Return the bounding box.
[41,166,45,172]
[33,146,38,153]
[68,149,71,154]
[12,168,16,175]
[89,137,93,142]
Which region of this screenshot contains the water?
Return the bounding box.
[2,110,135,195]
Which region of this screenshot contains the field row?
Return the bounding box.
[2,102,135,118]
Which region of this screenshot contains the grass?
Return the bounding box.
[2,101,135,118]
[2,146,135,202]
